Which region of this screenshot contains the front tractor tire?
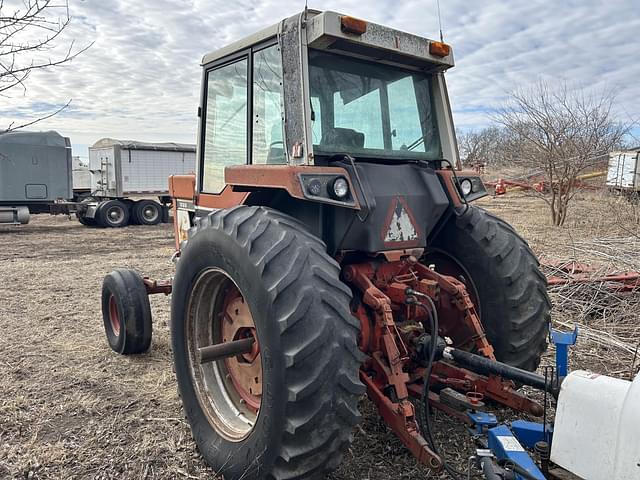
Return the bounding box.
[171,206,364,480]
[101,269,153,354]
[427,206,550,372]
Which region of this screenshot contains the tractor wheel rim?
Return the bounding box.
[221,295,262,411]
[142,205,159,222]
[108,294,120,336]
[186,268,261,442]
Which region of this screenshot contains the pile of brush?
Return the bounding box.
[540,236,640,378]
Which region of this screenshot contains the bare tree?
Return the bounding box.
[457,126,500,166]
[1,0,91,132]
[457,126,527,168]
[495,81,630,226]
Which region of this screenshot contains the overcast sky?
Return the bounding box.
[2,0,639,157]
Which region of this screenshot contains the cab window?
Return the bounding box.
[252,45,285,164]
[334,88,384,149]
[388,76,425,152]
[202,57,248,194]
[311,96,322,144]
[309,50,440,160]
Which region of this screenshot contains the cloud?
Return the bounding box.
[0,0,638,155]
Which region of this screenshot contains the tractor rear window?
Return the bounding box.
[309,51,440,160]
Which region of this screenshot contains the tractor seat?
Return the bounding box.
[321,128,365,149]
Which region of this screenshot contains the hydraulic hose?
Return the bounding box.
[409,297,466,480]
[497,460,540,480]
[480,457,506,480]
[406,289,549,478]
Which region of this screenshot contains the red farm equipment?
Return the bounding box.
[486,171,606,196]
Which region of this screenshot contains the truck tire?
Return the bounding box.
[132,200,162,226]
[171,206,364,480]
[76,212,97,227]
[101,269,152,354]
[426,206,550,372]
[97,200,130,228]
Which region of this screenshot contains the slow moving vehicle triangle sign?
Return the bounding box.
[382,196,422,248]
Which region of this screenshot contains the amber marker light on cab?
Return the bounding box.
[429,41,451,57]
[340,16,367,35]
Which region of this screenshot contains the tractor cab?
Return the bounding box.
[170,10,487,252]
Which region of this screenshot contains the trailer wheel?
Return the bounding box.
[426,206,550,372]
[97,200,130,228]
[133,200,162,225]
[171,206,363,480]
[102,269,152,354]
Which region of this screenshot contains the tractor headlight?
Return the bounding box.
[453,175,487,202]
[331,177,349,199]
[299,173,357,208]
[459,178,473,196]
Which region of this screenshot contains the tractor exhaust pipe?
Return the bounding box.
[198,337,255,364]
[444,347,559,396]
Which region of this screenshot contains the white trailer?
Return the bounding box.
[53,138,196,227]
[89,138,195,198]
[606,149,640,193]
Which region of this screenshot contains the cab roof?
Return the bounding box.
[201,10,454,70]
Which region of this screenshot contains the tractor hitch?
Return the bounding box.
[345,258,549,472]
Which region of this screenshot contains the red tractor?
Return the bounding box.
[102,10,550,479]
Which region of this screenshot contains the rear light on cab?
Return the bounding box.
[429,41,451,57]
[340,16,367,35]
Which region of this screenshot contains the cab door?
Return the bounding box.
[197,42,285,210]
[198,52,250,207]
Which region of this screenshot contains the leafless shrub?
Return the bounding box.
[494,81,630,226]
[1,0,92,132]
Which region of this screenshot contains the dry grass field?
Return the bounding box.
[1,191,638,479]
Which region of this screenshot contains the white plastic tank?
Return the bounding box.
[551,370,640,479]
[613,371,640,479]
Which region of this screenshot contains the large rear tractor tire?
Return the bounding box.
[426,206,550,372]
[101,269,153,354]
[171,206,364,480]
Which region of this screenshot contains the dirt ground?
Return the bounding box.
[1,191,638,479]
